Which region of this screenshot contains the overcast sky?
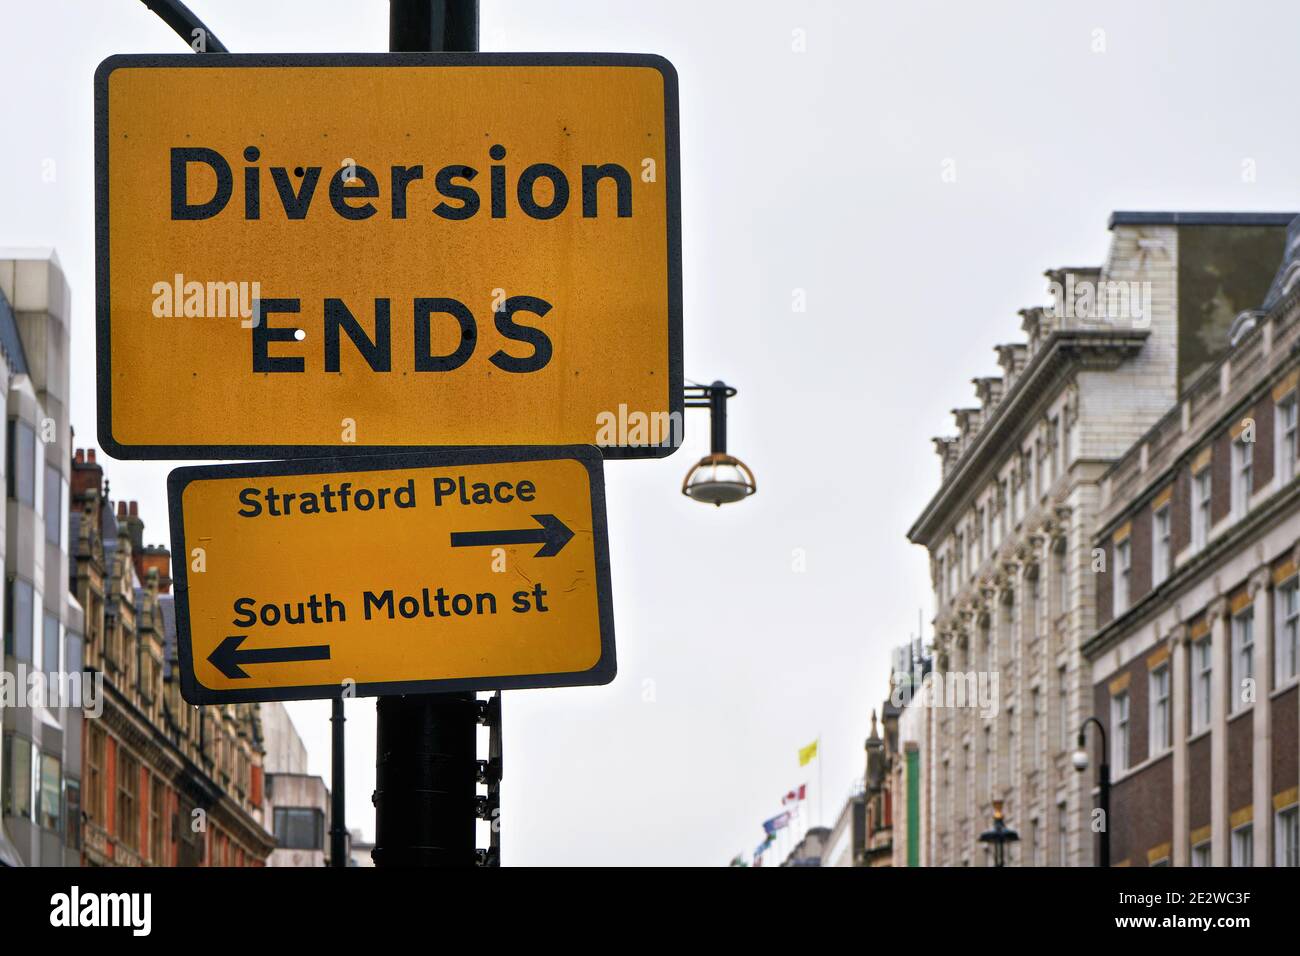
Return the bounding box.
[4,0,1300,866]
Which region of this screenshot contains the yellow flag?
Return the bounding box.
[798,740,818,766]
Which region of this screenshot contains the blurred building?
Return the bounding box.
[349,827,374,867]
[862,710,893,866]
[70,449,274,865]
[891,639,932,866]
[908,212,1294,865]
[780,826,829,866]
[0,250,77,867]
[822,781,866,867]
[1085,214,1300,866]
[261,701,333,867]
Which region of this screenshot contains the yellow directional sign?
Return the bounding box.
[95,53,682,459]
[167,447,614,703]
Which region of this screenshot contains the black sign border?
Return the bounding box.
[167,445,616,704]
[95,52,683,461]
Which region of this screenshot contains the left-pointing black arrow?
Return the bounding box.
[208,635,331,680]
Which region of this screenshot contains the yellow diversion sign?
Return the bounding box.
[95,53,682,459]
[168,447,614,703]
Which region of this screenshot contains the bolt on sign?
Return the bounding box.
[95,53,682,460]
[167,447,614,703]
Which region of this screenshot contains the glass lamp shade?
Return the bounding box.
[682,453,756,506]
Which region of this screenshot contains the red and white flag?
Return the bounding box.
[782,784,807,808]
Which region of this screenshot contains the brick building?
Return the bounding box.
[908,211,1293,865]
[70,448,275,866]
[1085,214,1300,867]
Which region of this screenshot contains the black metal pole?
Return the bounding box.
[709,381,727,455]
[1098,761,1111,869]
[373,0,481,868]
[1078,716,1110,868]
[137,0,229,52]
[329,696,346,867]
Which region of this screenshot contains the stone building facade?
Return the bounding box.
[908,211,1293,865]
[1085,214,1300,867]
[70,448,274,866]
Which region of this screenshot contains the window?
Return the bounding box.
[1062,413,1072,473]
[66,629,83,679]
[1035,438,1046,499]
[65,780,81,850]
[1277,805,1299,867]
[6,418,36,505]
[1007,708,1018,782]
[1191,841,1212,867]
[1278,392,1298,484]
[1055,539,1069,616]
[1277,578,1299,686]
[38,753,61,833]
[983,726,994,799]
[1032,688,1044,769]
[1152,504,1171,587]
[274,807,325,850]
[1059,665,1070,750]
[4,577,34,663]
[1050,415,1062,482]
[1113,537,1131,615]
[1193,637,1213,732]
[1150,664,1171,753]
[1192,467,1212,550]
[3,735,33,819]
[43,465,65,546]
[42,613,59,679]
[1015,457,1028,520]
[86,725,105,823]
[1231,824,1253,867]
[1231,608,1255,714]
[150,777,166,865]
[998,479,1009,540]
[1031,574,1044,636]
[1111,691,1130,772]
[117,750,139,851]
[1057,801,1069,864]
[1232,438,1253,518]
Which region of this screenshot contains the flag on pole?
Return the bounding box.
[782,784,807,807]
[762,812,791,836]
[798,740,819,766]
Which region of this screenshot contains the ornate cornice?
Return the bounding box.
[909,327,1149,546]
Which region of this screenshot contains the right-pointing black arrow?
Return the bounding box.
[450,513,575,558]
[208,635,331,680]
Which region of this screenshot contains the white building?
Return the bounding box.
[907,212,1294,865]
[0,250,77,867]
[260,701,333,867]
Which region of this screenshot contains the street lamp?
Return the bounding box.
[1072,716,1110,868]
[978,799,1019,867]
[681,381,756,506]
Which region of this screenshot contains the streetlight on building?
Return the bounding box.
[1072,716,1109,868]
[978,799,1019,867]
[681,381,756,505]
